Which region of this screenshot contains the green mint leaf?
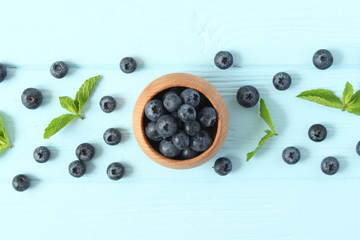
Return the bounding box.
[246,130,275,161]
[74,75,100,114]
[342,82,354,106]
[348,90,360,106]
[346,105,360,115]
[43,114,79,139]
[59,96,78,114]
[0,115,11,152]
[297,89,343,109]
[260,98,275,132]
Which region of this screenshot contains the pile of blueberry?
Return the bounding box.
[144,87,218,160]
[10,58,137,191]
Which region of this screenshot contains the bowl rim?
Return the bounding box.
[133,73,229,169]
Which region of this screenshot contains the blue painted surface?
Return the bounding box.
[1,0,360,239]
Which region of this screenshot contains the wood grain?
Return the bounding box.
[133,73,229,169]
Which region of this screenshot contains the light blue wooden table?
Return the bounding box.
[1,0,360,239]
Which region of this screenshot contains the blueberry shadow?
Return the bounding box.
[330,49,343,66]
[119,128,131,143]
[114,96,125,110]
[132,56,144,71]
[92,143,103,159]
[335,155,346,174]
[48,146,59,161]
[26,174,41,189]
[298,146,309,163]
[40,89,52,107]
[0,111,15,156]
[289,72,301,89]
[324,123,335,140]
[231,50,241,68]
[3,63,16,80]
[122,162,133,178]
[65,61,79,77]
[85,162,95,174]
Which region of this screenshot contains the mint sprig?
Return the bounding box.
[246,99,278,161]
[44,75,100,139]
[297,82,360,115]
[0,115,11,152]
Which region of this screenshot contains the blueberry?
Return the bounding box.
[145,121,162,141]
[321,157,339,175]
[100,96,116,113]
[107,162,125,180]
[190,130,213,152]
[68,160,86,178]
[199,107,217,127]
[236,85,260,108]
[0,64,7,82]
[145,99,165,122]
[159,140,181,158]
[273,72,292,91]
[12,174,31,192]
[178,104,197,122]
[156,115,178,138]
[180,88,200,108]
[21,88,43,109]
[181,147,199,159]
[171,110,183,128]
[172,131,190,150]
[282,147,301,165]
[214,51,233,70]
[356,141,360,156]
[33,146,51,163]
[120,57,137,73]
[163,92,182,112]
[76,143,95,161]
[308,124,327,142]
[103,128,122,145]
[214,157,232,176]
[184,120,201,136]
[50,61,68,78]
[313,49,333,70]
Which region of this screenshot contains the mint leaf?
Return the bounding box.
[246,130,276,161]
[260,98,275,132]
[349,90,360,105]
[43,114,79,139]
[0,115,11,152]
[297,89,343,109]
[343,82,354,106]
[59,96,78,114]
[74,75,100,114]
[346,105,360,115]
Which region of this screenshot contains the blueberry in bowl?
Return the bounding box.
[133,73,229,169]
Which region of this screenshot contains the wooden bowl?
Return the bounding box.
[133,73,229,169]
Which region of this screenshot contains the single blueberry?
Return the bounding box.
[214,157,232,176]
[145,99,165,122]
[321,157,339,175]
[21,88,43,109]
[282,147,301,165]
[172,131,190,150]
[190,130,213,152]
[103,128,122,145]
[120,57,137,73]
[12,174,31,192]
[76,143,95,161]
[313,49,333,70]
[100,96,116,113]
[356,141,360,156]
[181,147,199,159]
[199,107,217,127]
[308,124,327,142]
[33,146,51,163]
[178,104,197,122]
[156,115,178,138]
[180,88,201,108]
[145,121,162,141]
[50,61,68,78]
[159,140,181,158]
[236,85,260,108]
[163,92,182,112]
[273,72,292,91]
[214,51,233,70]
[184,120,201,136]
[107,162,125,180]
[0,64,7,82]
[68,160,86,178]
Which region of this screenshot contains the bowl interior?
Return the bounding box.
[142,86,218,160]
